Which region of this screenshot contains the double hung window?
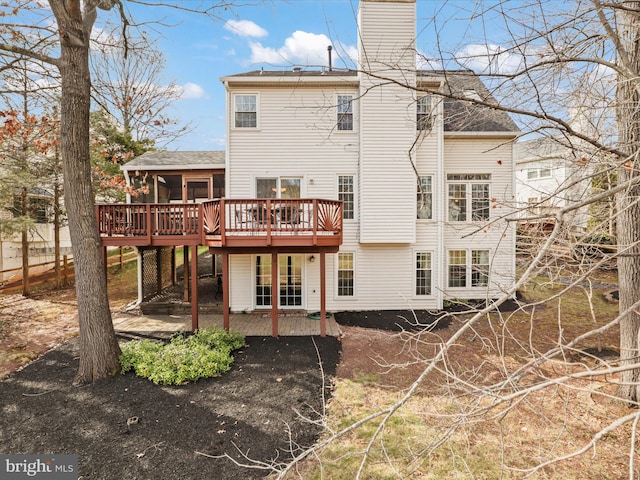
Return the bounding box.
[337,252,354,297]
[417,96,432,130]
[415,252,432,295]
[338,175,355,219]
[417,176,433,220]
[337,95,353,131]
[234,94,257,128]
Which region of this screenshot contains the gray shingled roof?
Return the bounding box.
[226,68,519,134]
[419,70,520,133]
[121,151,225,171]
[223,69,357,78]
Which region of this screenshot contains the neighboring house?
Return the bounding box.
[0,189,73,282]
[515,137,595,234]
[97,0,519,333]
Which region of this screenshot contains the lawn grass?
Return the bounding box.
[288,272,627,480]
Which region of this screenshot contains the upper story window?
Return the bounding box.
[337,95,353,131]
[527,166,551,180]
[417,176,432,220]
[338,175,355,220]
[417,96,432,130]
[234,94,257,128]
[447,174,491,222]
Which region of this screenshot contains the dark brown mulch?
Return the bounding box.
[334,298,522,332]
[0,335,340,479]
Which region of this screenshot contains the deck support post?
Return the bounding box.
[190,245,199,331]
[222,252,230,331]
[271,253,278,337]
[183,246,189,302]
[320,252,326,337]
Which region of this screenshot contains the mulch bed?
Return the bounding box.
[0,335,340,479]
[0,299,523,479]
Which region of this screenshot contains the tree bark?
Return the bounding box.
[57,6,121,383]
[616,2,640,403]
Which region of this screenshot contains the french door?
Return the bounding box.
[255,255,303,308]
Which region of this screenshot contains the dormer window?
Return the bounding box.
[417,96,432,130]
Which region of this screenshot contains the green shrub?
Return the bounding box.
[119,328,246,385]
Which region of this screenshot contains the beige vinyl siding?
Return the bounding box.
[227,87,359,198]
[442,138,516,297]
[326,244,438,311]
[358,0,417,244]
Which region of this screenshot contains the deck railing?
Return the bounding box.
[96,199,342,247]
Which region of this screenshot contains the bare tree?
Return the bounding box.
[90,33,190,148]
[0,0,234,383]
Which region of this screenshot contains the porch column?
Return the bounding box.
[222,252,230,331]
[190,246,199,331]
[271,253,278,337]
[320,252,326,337]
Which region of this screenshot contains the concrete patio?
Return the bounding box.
[112,310,341,337]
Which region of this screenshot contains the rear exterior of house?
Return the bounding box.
[221,0,519,314]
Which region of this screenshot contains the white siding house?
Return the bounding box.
[220,0,519,313]
[515,137,594,234]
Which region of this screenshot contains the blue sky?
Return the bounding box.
[117,1,502,151]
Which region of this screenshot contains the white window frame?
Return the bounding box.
[527,166,552,180]
[336,252,355,297]
[415,251,433,296]
[336,94,354,131]
[447,249,491,289]
[417,175,433,220]
[417,95,433,131]
[255,177,302,198]
[471,250,490,287]
[447,174,491,222]
[338,175,356,220]
[233,93,259,129]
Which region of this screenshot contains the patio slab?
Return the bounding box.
[112,310,341,337]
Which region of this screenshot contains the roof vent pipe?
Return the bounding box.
[327,45,333,72]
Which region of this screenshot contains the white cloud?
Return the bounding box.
[178,83,208,100]
[456,44,523,75]
[224,19,268,38]
[250,30,350,67]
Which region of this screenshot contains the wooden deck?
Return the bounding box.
[96,198,342,251]
[97,199,343,336]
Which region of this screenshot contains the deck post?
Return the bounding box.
[222,252,230,331]
[191,245,199,331]
[271,253,278,337]
[183,246,189,302]
[320,252,326,337]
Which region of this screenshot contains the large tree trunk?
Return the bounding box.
[616,3,640,403]
[58,13,121,384]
